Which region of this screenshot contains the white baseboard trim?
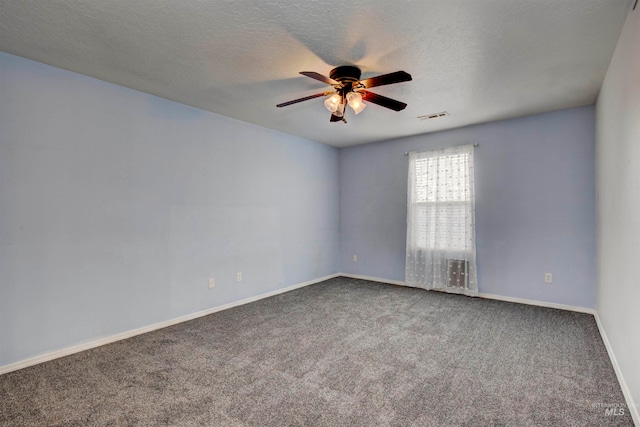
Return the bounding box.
[0,273,340,376]
[594,313,639,426]
[339,273,411,288]
[476,292,596,314]
[339,273,595,314]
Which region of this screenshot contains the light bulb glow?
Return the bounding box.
[324,94,341,112]
[347,91,366,115]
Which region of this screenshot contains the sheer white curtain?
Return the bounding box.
[405,144,478,296]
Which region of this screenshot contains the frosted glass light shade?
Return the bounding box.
[346,91,366,115]
[324,98,337,112]
[333,102,345,117]
[324,94,341,112]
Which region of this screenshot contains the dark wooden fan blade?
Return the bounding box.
[276,92,327,107]
[359,71,412,89]
[300,71,339,86]
[360,90,407,111]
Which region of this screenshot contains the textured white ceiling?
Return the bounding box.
[0,0,632,147]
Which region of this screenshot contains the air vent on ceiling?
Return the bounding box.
[418,111,449,121]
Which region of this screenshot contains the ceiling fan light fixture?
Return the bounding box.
[324,93,341,112]
[347,91,366,115]
[278,66,412,122]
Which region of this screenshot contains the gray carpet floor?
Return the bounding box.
[0,277,633,426]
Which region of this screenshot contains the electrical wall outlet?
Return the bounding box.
[353,255,358,262]
[208,278,215,289]
[237,272,242,282]
[544,273,552,283]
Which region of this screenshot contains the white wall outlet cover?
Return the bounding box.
[237,272,242,282]
[353,255,358,262]
[208,278,215,288]
[545,273,553,283]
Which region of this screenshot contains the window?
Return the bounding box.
[405,144,477,294]
[411,149,473,251]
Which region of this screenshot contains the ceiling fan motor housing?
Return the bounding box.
[329,66,362,84]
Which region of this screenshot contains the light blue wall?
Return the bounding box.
[339,106,596,308]
[0,52,339,366]
[0,49,598,368]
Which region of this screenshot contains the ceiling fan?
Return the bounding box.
[276,66,412,123]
